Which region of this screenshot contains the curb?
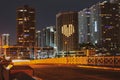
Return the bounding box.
[77,65,120,71]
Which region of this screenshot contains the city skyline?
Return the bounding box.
[0,0,108,45]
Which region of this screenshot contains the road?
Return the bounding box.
[30,64,120,80]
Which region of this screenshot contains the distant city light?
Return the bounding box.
[95,21,98,32]
[105,26,112,28]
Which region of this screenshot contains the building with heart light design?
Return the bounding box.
[56,11,78,56]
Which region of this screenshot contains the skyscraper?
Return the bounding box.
[78,8,91,44]
[89,1,120,50]
[78,0,120,52]
[56,11,78,55]
[89,3,102,45]
[45,26,55,48]
[1,34,10,46]
[41,26,56,48]
[36,30,41,47]
[99,1,120,50]
[16,5,36,47]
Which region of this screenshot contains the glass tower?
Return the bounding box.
[78,8,91,44]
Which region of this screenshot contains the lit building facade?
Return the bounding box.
[36,30,41,47]
[16,5,36,47]
[89,1,120,50]
[41,26,56,48]
[78,1,120,52]
[89,3,102,45]
[78,8,91,44]
[56,11,78,55]
[99,1,120,50]
[1,34,10,46]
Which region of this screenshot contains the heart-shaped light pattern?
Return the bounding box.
[62,24,75,37]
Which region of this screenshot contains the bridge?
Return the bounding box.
[13,56,120,67]
[1,56,120,80]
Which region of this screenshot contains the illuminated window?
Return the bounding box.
[29,11,34,13]
[24,30,29,32]
[102,6,104,8]
[17,18,23,20]
[30,27,35,29]
[24,9,27,12]
[94,21,97,32]
[113,8,116,10]
[24,17,27,21]
[106,38,111,41]
[18,21,23,24]
[105,17,110,19]
[19,9,23,12]
[95,40,97,44]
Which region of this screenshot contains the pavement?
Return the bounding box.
[31,64,120,80]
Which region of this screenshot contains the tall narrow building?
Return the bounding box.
[56,11,78,55]
[1,34,10,46]
[89,1,120,51]
[78,8,91,44]
[41,26,56,48]
[16,5,36,47]
[36,30,41,47]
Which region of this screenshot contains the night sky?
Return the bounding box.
[0,0,108,45]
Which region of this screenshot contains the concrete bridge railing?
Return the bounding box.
[13,56,120,67]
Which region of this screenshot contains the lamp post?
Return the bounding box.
[65,41,69,64]
[65,41,68,57]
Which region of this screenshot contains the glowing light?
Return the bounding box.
[6,64,13,70]
[95,21,97,32]
[62,24,75,37]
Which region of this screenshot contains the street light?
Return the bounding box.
[65,41,68,57]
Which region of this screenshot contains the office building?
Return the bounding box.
[78,0,120,52]
[1,34,10,46]
[89,3,102,45]
[89,1,120,50]
[16,5,36,47]
[36,30,41,47]
[56,11,78,55]
[41,26,56,48]
[78,8,91,44]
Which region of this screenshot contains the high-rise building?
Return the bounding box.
[89,1,120,50]
[36,30,41,47]
[1,34,10,46]
[99,1,120,50]
[16,5,36,47]
[41,26,56,48]
[78,8,91,44]
[46,26,55,48]
[78,1,120,51]
[56,11,78,55]
[89,3,102,45]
